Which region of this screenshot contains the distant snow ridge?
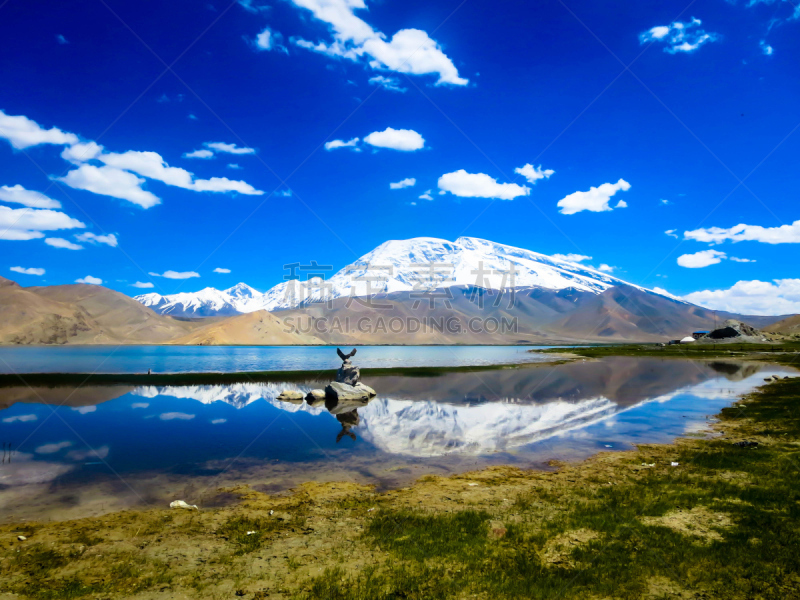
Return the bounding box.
[134,237,663,317]
[135,282,271,317]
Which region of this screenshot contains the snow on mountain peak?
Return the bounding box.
[134,236,667,317]
[225,282,260,299]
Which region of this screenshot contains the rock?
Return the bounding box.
[277,390,304,403]
[706,319,761,341]
[306,389,326,406]
[354,382,377,397]
[170,500,198,510]
[336,360,361,385]
[325,381,369,401]
[17,535,26,541]
[733,441,759,448]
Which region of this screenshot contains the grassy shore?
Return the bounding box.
[539,341,800,360]
[1,353,799,598]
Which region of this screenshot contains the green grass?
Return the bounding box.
[217,512,307,555]
[540,341,800,359]
[4,546,173,600]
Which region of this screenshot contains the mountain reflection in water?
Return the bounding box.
[0,357,791,522]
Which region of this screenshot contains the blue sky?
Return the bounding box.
[1,0,798,314]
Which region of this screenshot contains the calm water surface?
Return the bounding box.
[0,345,550,374]
[0,354,792,523]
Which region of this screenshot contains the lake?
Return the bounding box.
[0,345,550,374]
[0,352,793,523]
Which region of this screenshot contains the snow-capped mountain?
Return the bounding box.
[134,237,674,317]
[135,282,270,317]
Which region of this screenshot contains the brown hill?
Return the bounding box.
[0,276,202,345]
[764,314,800,335]
[169,310,323,345]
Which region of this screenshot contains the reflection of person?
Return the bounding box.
[335,409,359,443]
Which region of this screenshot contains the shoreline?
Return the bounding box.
[0,359,566,387]
[1,353,798,597]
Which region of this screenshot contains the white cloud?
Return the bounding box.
[75,232,118,247]
[660,198,671,205]
[66,446,109,461]
[160,412,195,421]
[325,137,360,151]
[597,264,615,273]
[514,164,555,184]
[683,279,800,316]
[10,266,45,276]
[677,249,726,268]
[204,142,256,155]
[99,150,196,188]
[390,177,416,190]
[214,268,231,273]
[211,418,227,424]
[61,141,104,163]
[132,281,154,288]
[0,205,85,241]
[254,27,288,53]
[256,27,277,50]
[192,177,263,195]
[438,170,530,201]
[419,190,433,201]
[0,185,61,209]
[557,179,631,215]
[237,0,269,13]
[183,149,214,159]
[45,237,83,250]
[551,253,592,263]
[227,163,242,170]
[131,402,149,409]
[290,0,467,85]
[294,38,360,60]
[615,200,628,208]
[59,164,160,208]
[0,109,79,149]
[665,229,678,238]
[369,75,406,92]
[760,40,775,55]
[730,257,756,263]
[362,29,468,86]
[364,128,425,151]
[2,413,37,423]
[684,219,800,245]
[35,441,73,454]
[149,270,200,279]
[75,275,102,285]
[62,154,263,202]
[639,18,719,54]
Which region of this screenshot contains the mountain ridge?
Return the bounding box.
[135,236,681,318]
